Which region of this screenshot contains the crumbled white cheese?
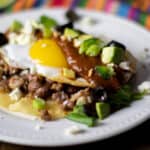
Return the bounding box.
[34,124,44,131]
[16,34,33,45]
[73,39,82,48]
[138,81,150,94]
[107,63,115,67]
[8,32,35,45]
[119,61,131,71]
[22,20,33,34]
[20,69,29,76]
[9,88,22,101]
[8,33,18,44]
[87,96,92,103]
[31,20,43,30]
[65,125,84,135]
[78,17,95,26]
[30,65,37,74]
[2,76,7,80]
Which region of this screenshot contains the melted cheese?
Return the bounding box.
[0,92,66,120]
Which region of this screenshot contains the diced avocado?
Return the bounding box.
[10,20,23,32]
[101,47,125,64]
[62,68,75,79]
[96,102,110,119]
[64,28,79,39]
[86,44,100,56]
[32,98,46,110]
[74,34,93,47]
[79,38,103,55]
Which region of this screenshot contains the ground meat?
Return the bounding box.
[40,110,51,121]
[51,91,69,102]
[28,80,42,93]
[8,75,24,89]
[34,84,50,99]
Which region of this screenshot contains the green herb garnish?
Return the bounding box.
[10,20,23,32]
[67,113,95,127]
[66,105,96,127]
[39,15,57,28]
[109,85,146,109]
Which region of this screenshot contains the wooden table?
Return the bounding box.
[0,119,150,150]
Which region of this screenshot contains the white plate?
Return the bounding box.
[0,8,150,147]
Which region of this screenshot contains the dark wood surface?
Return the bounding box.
[0,119,150,150]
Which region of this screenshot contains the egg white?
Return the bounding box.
[1,44,60,78]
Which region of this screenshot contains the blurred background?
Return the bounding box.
[0,0,150,30]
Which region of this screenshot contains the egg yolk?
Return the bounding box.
[29,39,68,68]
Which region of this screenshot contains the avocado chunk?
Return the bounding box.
[101,47,125,64]
[96,102,110,119]
[64,28,79,39]
[79,38,104,56]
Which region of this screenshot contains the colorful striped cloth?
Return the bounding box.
[0,0,150,30]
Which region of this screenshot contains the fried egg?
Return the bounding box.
[1,39,91,87]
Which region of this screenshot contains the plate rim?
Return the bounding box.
[0,8,150,147]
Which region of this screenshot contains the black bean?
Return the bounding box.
[55,22,73,33]
[106,40,126,50]
[83,104,97,117]
[91,87,108,102]
[65,9,80,22]
[0,33,8,46]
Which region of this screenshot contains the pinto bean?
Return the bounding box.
[51,91,69,102]
[28,80,42,93]
[40,110,51,121]
[62,100,74,110]
[51,83,63,91]
[64,85,79,94]
[34,84,50,98]
[8,75,24,89]
[0,79,9,92]
[27,74,44,82]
